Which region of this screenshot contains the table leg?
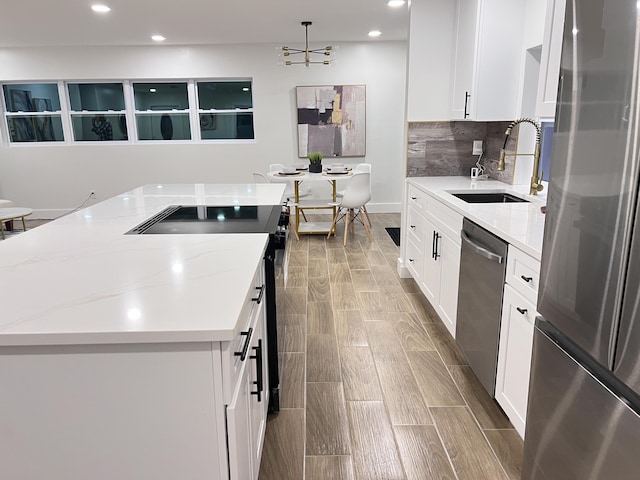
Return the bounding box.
[294,180,300,239]
[0,221,5,240]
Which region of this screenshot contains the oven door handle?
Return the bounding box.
[461,230,504,263]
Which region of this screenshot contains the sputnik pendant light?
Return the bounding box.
[281,21,334,66]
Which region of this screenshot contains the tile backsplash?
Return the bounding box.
[407,121,518,184]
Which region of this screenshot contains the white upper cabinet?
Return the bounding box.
[451,0,526,121]
[536,0,566,118]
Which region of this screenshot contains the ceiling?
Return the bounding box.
[0,0,409,48]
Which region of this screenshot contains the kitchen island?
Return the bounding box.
[0,183,285,480]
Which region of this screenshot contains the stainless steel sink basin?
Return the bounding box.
[451,192,529,203]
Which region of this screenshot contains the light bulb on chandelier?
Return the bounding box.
[279,21,335,67]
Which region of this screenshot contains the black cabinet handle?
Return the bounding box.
[464,91,471,118]
[234,327,253,361]
[411,196,417,200]
[520,275,533,283]
[252,284,265,304]
[250,339,264,402]
[432,231,437,259]
[410,224,416,229]
[434,232,441,260]
[408,258,414,263]
[516,307,528,315]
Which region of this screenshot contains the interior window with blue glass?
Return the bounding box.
[197,81,254,140]
[2,83,64,142]
[133,82,191,141]
[67,82,128,142]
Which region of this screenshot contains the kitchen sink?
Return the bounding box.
[451,192,529,204]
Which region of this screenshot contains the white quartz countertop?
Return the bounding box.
[0,183,286,346]
[407,177,547,259]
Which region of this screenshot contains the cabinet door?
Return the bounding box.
[248,301,268,480]
[437,232,461,337]
[406,237,425,287]
[227,349,253,480]
[421,219,441,305]
[495,284,535,438]
[451,0,480,119]
[536,0,566,118]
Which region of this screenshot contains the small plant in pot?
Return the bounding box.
[308,152,324,173]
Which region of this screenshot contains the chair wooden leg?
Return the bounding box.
[361,208,372,241]
[343,210,350,246]
[349,209,355,235]
[362,205,372,227]
[288,206,300,241]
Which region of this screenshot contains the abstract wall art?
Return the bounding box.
[296,85,366,158]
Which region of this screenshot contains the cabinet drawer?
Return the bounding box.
[406,238,424,282]
[407,183,427,212]
[506,246,541,303]
[222,265,265,403]
[425,197,463,244]
[406,206,426,246]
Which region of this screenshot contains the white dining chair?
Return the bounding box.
[336,163,371,227]
[327,172,372,246]
[252,172,269,183]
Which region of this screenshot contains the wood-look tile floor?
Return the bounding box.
[259,213,523,480]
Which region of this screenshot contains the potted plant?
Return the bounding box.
[308,152,324,173]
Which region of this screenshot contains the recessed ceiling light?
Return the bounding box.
[149,88,157,93]
[91,4,111,13]
[242,87,250,92]
[151,35,166,42]
[387,0,406,7]
[368,30,382,38]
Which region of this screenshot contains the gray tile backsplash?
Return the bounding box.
[407,121,518,184]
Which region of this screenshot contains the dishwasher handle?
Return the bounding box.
[461,230,504,264]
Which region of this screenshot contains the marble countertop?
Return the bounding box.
[0,183,286,346]
[407,177,547,259]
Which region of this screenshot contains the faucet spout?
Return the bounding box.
[497,118,544,195]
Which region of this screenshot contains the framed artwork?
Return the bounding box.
[296,84,366,158]
[10,89,34,112]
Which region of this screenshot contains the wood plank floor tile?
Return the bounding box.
[346,252,370,270]
[286,265,308,287]
[308,276,332,302]
[290,237,309,251]
[430,407,508,480]
[407,351,465,406]
[308,241,327,258]
[383,293,415,312]
[356,291,388,314]
[289,249,308,267]
[306,383,351,455]
[395,314,436,351]
[307,334,342,382]
[366,321,407,362]
[448,365,511,429]
[280,352,305,408]
[346,401,405,480]
[279,314,306,352]
[394,425,456,480]
[309,259,329,278]
[278,287,308,315]
[306,456,355,480]
[363,249,388,266]
[307,301,335,335]
[328,248,348,264]
[330,263,353,284]
[339,346,383,401]
[398,278,422,294]
[351,269,378,292]
[484,429,524,480]
[259,409,305,480]
[421,321,468,366]
[376,362,432,425]
[332,283,359,310]
[335,310,369,346]
[405,292,439,322]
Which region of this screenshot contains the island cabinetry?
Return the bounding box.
[536,0,566,118]
[0,262,268,480]
[495,245,540,438]
[451,0,525,120]
[404,181,463,337]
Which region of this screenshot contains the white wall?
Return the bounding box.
[0,42,407,217]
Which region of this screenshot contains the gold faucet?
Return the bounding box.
[497,118,543,196]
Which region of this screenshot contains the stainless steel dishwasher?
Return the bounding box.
[456,218,508,396]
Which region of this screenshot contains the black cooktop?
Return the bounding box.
[126,205,282,235]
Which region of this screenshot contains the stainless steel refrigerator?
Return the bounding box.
[523,0,640,478]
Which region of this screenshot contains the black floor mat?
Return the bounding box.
[385,227,400,247]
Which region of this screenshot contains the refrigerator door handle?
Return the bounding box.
[461,230,504,263]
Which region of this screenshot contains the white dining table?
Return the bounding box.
[267,168,353,236]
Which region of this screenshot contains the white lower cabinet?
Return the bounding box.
[496,246,541,439]
[495,284,535,438]
[404,181,462,337]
